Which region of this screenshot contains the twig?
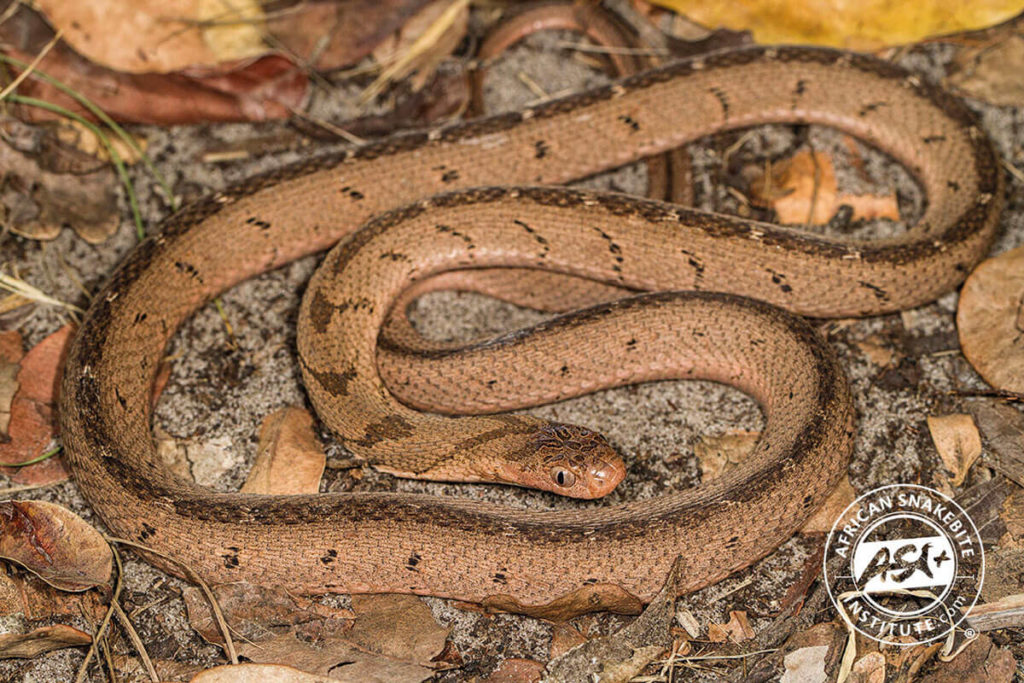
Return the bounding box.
[0,28,62,101]
[113,602,158,682]
[106,536,238,664]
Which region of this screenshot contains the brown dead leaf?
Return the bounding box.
[183,583,353,646]
[695,430,759,480]
[848,651,885,683]
[191,663,335,682]
[36,0,266,73]
[0,570,106,622]
[482,582,644,621]
[706,610,754,643]
[484,658,545,682]
[3,4,307,125]
[0,136,118,243]
[0,325,73,486]
[800,475,857,534]
[0,330,23,437]
[268,0,433,71]
[0,501,112,591]
[948,33,1024,106]
[855,335,897,367]
[927,414,983,488]
[917,634,1015,682]
[957,244,1024,393]
[549,622,587,659]
[781,644,830,681]
[750,149,898,225]
[0,623,91,659]
[240,407,325,495]
[970,402,1024,488]
[234,632,433,682]
[348,594,449,666]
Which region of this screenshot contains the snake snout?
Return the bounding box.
[584,454,627,499]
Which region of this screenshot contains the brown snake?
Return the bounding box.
[60,46,1003,614]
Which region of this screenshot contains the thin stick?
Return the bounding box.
[106,536,238,664]
[0,29,62,101]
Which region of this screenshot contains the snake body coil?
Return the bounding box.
[61,47,1002,613]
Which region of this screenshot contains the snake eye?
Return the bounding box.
[551,468,576,488]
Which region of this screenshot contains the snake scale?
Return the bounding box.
[60,46,1003,614]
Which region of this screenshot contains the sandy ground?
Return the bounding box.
[1,23,1023,683]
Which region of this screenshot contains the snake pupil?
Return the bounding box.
[552,468,575,488]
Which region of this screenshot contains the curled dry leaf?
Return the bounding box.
[957,244,1024,393]
[749,149,898,226]
[0,623,91,659]
[927,414,983,488]
[191,663,335,683]
[240,407,325,495]
[548,622,587,659]
[706,610,754,643]
[0,136,119,243]
[0,569,106,623]
[0,324,73,486]
[0,500,112,591]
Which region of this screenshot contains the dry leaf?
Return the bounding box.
[348,594,449,666]
[800,475,857,534]
[970,402,1024,488]
[780,645,829,682]
[0,570,106,622]
[957,244,1024,393]
[3,4,307,125]
[0,624,91,659]
[482,582,643,621]
[750,149,898,226]
[848,651,885,683]
[0,325,73,486]
[191,663,335,683]
[183,583,353,646]
[674,609,701,639]
[0,501,112,591]
[0,330,23,437]
[948,33,1024,106]
[647,0,1022,49]
[855,335,897,367]
[695,430,759,480]
[706,610,754,643]
[485,658,545,682]
[36,0,266,73]
[917,634,1015,682]
[0,136,118,243]
[549,623,586,659]
[927,414,983,487]
[240,407,325,495]
[544,557,684,682]
[234,632,433,682]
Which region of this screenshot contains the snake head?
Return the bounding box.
[513,423,626,499]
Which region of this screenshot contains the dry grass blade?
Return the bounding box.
[0,270,82,314]
[361,0,469,102]
[0,28,62,101]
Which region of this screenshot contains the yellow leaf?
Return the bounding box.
[649,0,1024,50]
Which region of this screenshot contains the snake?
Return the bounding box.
[60,45,1003,616]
